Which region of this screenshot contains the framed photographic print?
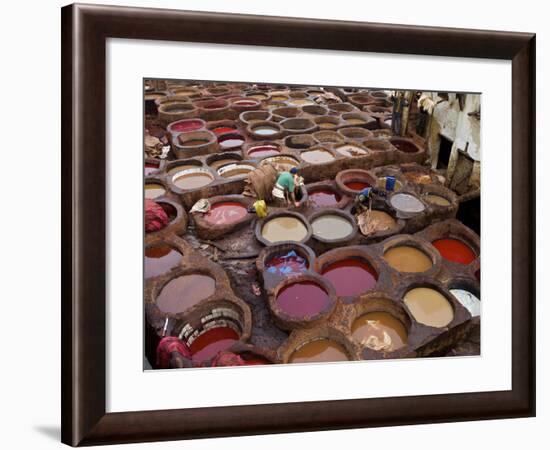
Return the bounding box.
[61,3,536,446]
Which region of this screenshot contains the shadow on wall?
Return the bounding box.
[34,425,60,441]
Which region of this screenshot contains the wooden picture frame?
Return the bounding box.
[61,3,536,446]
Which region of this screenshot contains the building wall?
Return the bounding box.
[425,93,481,192]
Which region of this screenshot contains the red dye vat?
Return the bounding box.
[204,201,248,225]
[344,181,370,191]
[432,238,476,265]
[309,189,341,207]
[266,250,308,276]
[321,258,378,297]
[212,126,237,135]
[243,355,270,365]
[275,281,330,318]
[248,145,280,158]
[145,163,159,176]
[170,119,204,133]
[144,243,183,279]
[190,327,240,362]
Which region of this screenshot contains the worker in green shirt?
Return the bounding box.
[272,167,299,207]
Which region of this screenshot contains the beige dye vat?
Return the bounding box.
[289,338,349,363]
[173,170,214,190]
[262,216,308,243]
[145,183,166,199]
[424,194,451,206]
[300,149,335,164]
[218,164,254,179]
[317,121,337,130]
[352,311,408,351]
[311,215,353,240]
[336,144,367,157]
[403,287,454,328]
[383,246,433,272]
[287,98,314,106]
[345,118,366,125]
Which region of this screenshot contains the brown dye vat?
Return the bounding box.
[364,139,394,151]
[284,134,315,149]
[272,106,301,119]
[390,138,421,154]
[357,210,398,236]
[145,183,166,199]
[281,117,316,134]
[315,116,340,129]
[173,170,214,190]
[240,110,271,125]
[300,148,335,164]
[423,194,451,207]
[338,127,372,141]
[313,130,344,144]
[184,139,208,146]
[156,274,216,314]
[262,216,308,243]
[289,339,349,363]
[404,171,436,184]
[352,312,408,351]
[145,243,183,279]
[302,104,328,115]
[167,164,201,176]
[383,246,433,273]
[328,103,356,113]
[403,287,454,328]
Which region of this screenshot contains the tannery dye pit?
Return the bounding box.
[144,80,481,370]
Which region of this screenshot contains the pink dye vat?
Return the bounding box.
[275,281,330,318]
[204,201,248,225]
